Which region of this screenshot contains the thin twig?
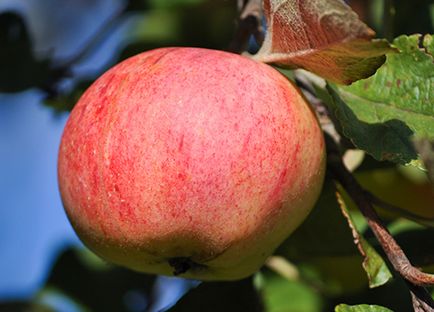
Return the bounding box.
[325,135,434,310]
[327,137,434,287]
[228,0,264,54]
[42,3,127,97]
[365,191,434,227]
[407,282,434,312]
[58,4,127,68]
[265,256,300,281]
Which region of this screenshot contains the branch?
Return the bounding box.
[265,256,299,281]
[365,191,434,228]
[327,137,434,286]
[42,3,127,97]
[325,136,434,310]
[228,0,264,54]
[407,282,434,312]
[58,4,127,68]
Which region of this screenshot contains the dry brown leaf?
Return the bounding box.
[254,0,395,84]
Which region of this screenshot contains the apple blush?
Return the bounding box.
[58,47,326,281]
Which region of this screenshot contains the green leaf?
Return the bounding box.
[335,193,393,288]
[276,179,370,295]
[328,34,434,164]
[335,303,393,312]
[425,34,434,56]
[357,236,393,288]
[260,271,323,312]
[254,0,394,84]
[277,178,358,259]
[168,278,262,312]
[325,85,418,165]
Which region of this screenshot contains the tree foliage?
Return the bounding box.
[0,0,433,311]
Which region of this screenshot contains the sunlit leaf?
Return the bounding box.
[335,303,393,312]
[328,34,434,164]
[324,85,418,165]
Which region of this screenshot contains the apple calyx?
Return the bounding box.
[168,257,206,276]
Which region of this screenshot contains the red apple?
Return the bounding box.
[58,47,325,280]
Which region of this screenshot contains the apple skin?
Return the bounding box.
[58,47,326,281]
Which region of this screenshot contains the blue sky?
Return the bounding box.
[0,0,127,299]
[0,91,76,298]
[0,3,196,310]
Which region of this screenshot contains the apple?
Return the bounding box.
[58,47,326,280]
